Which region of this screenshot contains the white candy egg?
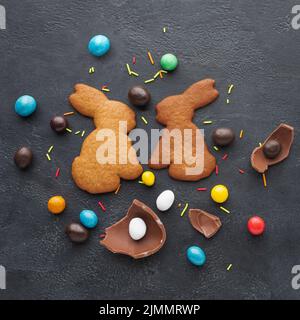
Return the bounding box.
[156,190,175,211]
[129,217,147,240]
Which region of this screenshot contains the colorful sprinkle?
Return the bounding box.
[227,263,233,271]
[238,169,245,174]
[141,116,148,124]
[262,173,267,187]
[66,128,72,133]
[130,71,139,77]
[197,188,207,191]
[147,51,155,65]
[215,165,219,175]
[203,120,213,124]
[226,98,230,104]
[228,84,234,94]
[222,153,228,160]
[115,184,121,194]
[126,63,131,75]
[220,206,230,214]
[239,129,244,139]
[180,203,189,217]
[64,112,74,116]
[81,130,85,137]
[98,201,106,212]
[46,153,51,161]
[99,234,106,238]
[132,56,136,64]
[154,71,161,79]
[48,145,54,153]
[101,86,110,92]
[89,67,95,74]
[213,146,219,151]
[55,168,60,178]
[163,27,167,33]
[144,78,155,84]
[75,131,81,135]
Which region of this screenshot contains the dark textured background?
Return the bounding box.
[0,0,299,300]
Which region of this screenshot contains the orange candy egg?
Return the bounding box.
[48,196,66,214]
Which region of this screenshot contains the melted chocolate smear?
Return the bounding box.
[251,124,294,173]
[189,209,222,238]
[100,199,166,259]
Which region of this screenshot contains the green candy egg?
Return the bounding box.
[160,53,178,71]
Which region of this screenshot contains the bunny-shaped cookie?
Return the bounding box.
[69,84,143,194]
[149,79,219,180]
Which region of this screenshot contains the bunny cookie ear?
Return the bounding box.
[69,84,108,118]
[183,79,219,110]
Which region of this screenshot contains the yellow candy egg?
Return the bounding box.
[141,171,155,187]
[211,185,229,203]
[48,195,66,214]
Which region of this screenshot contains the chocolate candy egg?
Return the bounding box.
[66,222,89,243]
[156,190,175,211]
[129,217,147,240]
[14,147,33,169]
[50,116,69,133]
[128,86,151,107]
[212,128,235,146]
[263,139,281,159]
[187,245,206,266]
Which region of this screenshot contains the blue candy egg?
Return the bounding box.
[88,35,110,57]
[187,245,206,266]
[15,95,37,117]
[80,210,98,229]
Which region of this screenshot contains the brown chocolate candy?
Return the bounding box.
[65,223,89,243]
[14,147,33,169]
[251,123,294,173]
[100,199,166,259]
[50,116,69,133]
[188,209,221,238]
[128,86,151,107]
[212,128,235,146]
[263,139,281,159]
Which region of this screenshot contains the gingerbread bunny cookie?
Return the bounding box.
[149,79,218,181]
[69,84,143,194]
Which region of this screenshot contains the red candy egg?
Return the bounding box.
[247,216,265,236]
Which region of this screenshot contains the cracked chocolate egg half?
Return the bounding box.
[189,209,222,239]
[251,123,294,173]
[100,199,166,259]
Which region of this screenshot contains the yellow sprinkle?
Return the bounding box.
[81,130,85,137]
[178,203,182,207]
[239,129,244,139]
[228,84,234,94]
[141,116,148,125]
[226,98,230,104]
[180,203,189,217]
[220,206,230,214]
[89,67,95,74]
[262,173,267,187]
[48,145,54,153]
[144,78,155,84]
[75,131,81,135]
[46,153,51,161]
[227,264,233,271]
[160,70,168,74]
[102,88,110,92]
[259,142,262,147]
[126,63,131,75]
[115,184,121,194]
[147,51,155,65]
[159,71,163,79]
[66,128,72,133]
[203,120,213,124]
[154,71,161,79]
[130,71,139,77]
[64,112,74,116]
[213,146,219,151]
[138,181,144,184]
[163,27,167,33]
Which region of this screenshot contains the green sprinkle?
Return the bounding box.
[180,203,189,217]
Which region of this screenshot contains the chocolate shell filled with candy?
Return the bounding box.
[100,199,166,259]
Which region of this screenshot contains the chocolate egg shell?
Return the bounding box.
[50,116,69,133]
[212,128,235,146]
[65,222,89,243]
[251,123,294,173]
[128,86,151,107]
[100,199,166,259]
[189,209,221,238]
[14,147,33,169]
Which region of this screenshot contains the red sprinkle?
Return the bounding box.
[99,234,106,238]
[133,56,136,64]
[98,201,106,212]
[55,168,60,178]
[197,188,207,191]
[239,169,245,174]
[222,154,228,160]
[215,165,219,175]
